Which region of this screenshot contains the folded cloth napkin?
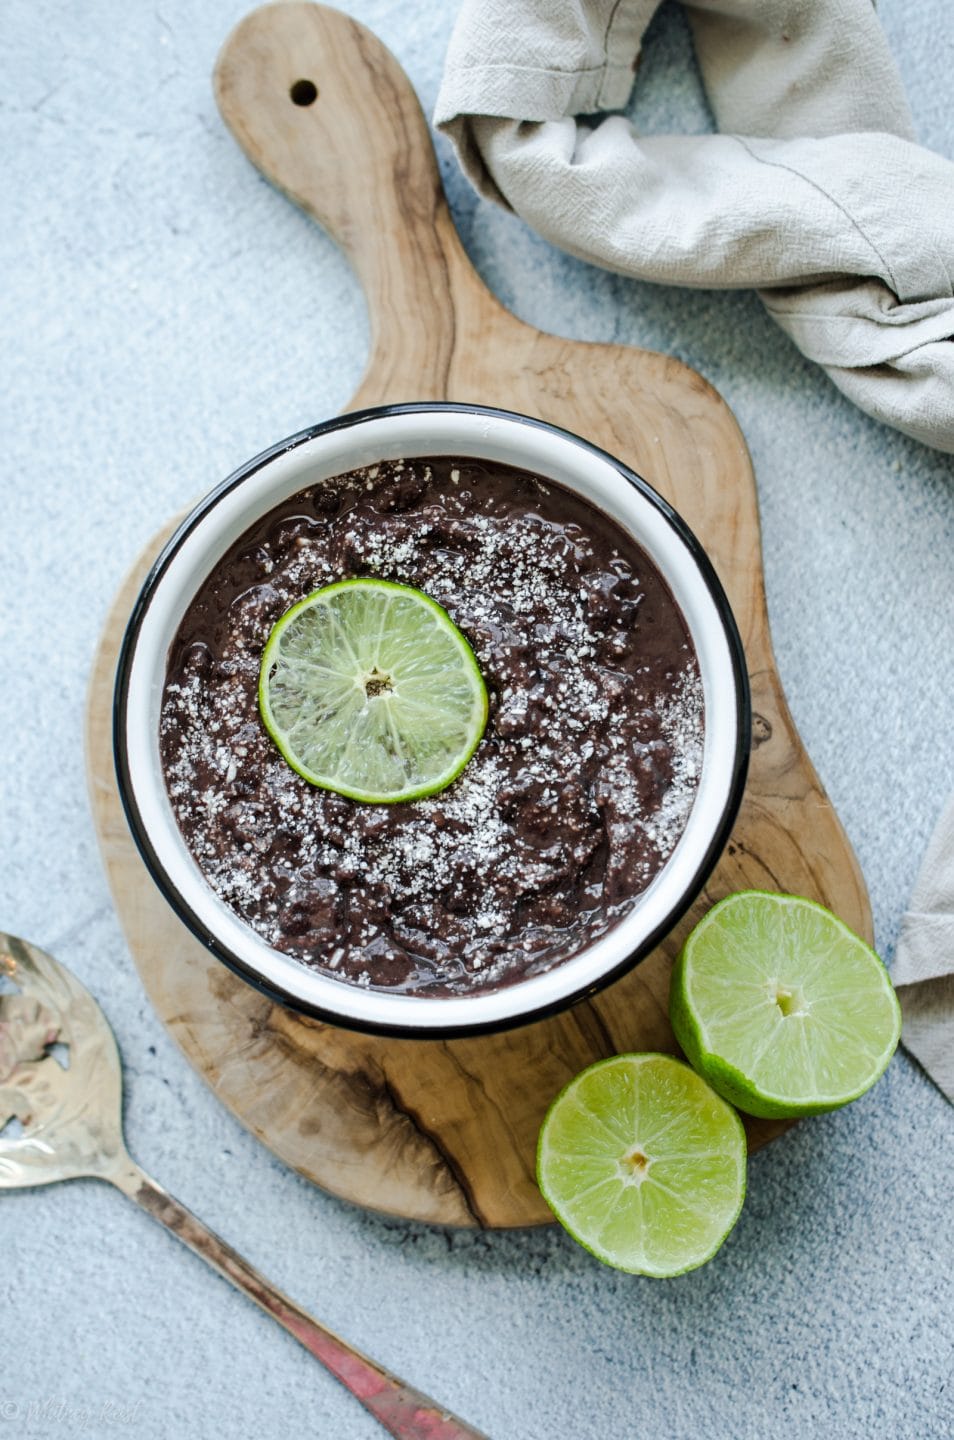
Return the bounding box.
[434,0,954,453]
[893,798,954,1103]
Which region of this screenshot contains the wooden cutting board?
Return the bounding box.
[85,2,871,1228]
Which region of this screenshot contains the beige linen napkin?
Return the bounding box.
[893,799,954,1102]
[434,0,954,453]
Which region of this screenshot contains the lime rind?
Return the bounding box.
[537,1053,747,1278]
[670,891,902,1119]
[259,578,488,804]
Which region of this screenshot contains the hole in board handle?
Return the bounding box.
[290,79,318,107]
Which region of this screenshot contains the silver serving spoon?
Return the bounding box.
[0,932,488,1440]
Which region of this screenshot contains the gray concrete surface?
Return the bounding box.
[1,2,952,1437]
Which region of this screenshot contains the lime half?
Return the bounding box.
[537,1054,746,1277]
[259,578,488,803]
[671,891,902,1119]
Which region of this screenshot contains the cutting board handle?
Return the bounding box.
[215,2,499,384]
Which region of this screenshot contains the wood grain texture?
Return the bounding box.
[86,3,872,1228]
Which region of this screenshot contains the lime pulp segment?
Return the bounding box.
[670,891,902,1118]
[537,1053,746,1277]
[258,578,488,803]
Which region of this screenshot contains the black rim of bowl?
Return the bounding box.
[113,402,752,1039]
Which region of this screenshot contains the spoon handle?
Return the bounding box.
[108,1158,488,1440]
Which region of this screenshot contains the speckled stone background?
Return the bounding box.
[2,3,952,1438]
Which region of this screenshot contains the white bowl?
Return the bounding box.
[115,404,750,1036]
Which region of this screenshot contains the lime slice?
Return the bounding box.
[670,891,902,1119]
[537,1054,746,1277]
[259,578,488,803]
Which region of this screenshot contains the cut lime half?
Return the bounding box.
[259,578,488,803]
[670,891,902,1118]
[537,1053,746,1277]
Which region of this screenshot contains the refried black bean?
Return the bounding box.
[159,457,704,995]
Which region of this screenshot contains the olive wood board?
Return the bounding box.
[85,2,871,1229]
